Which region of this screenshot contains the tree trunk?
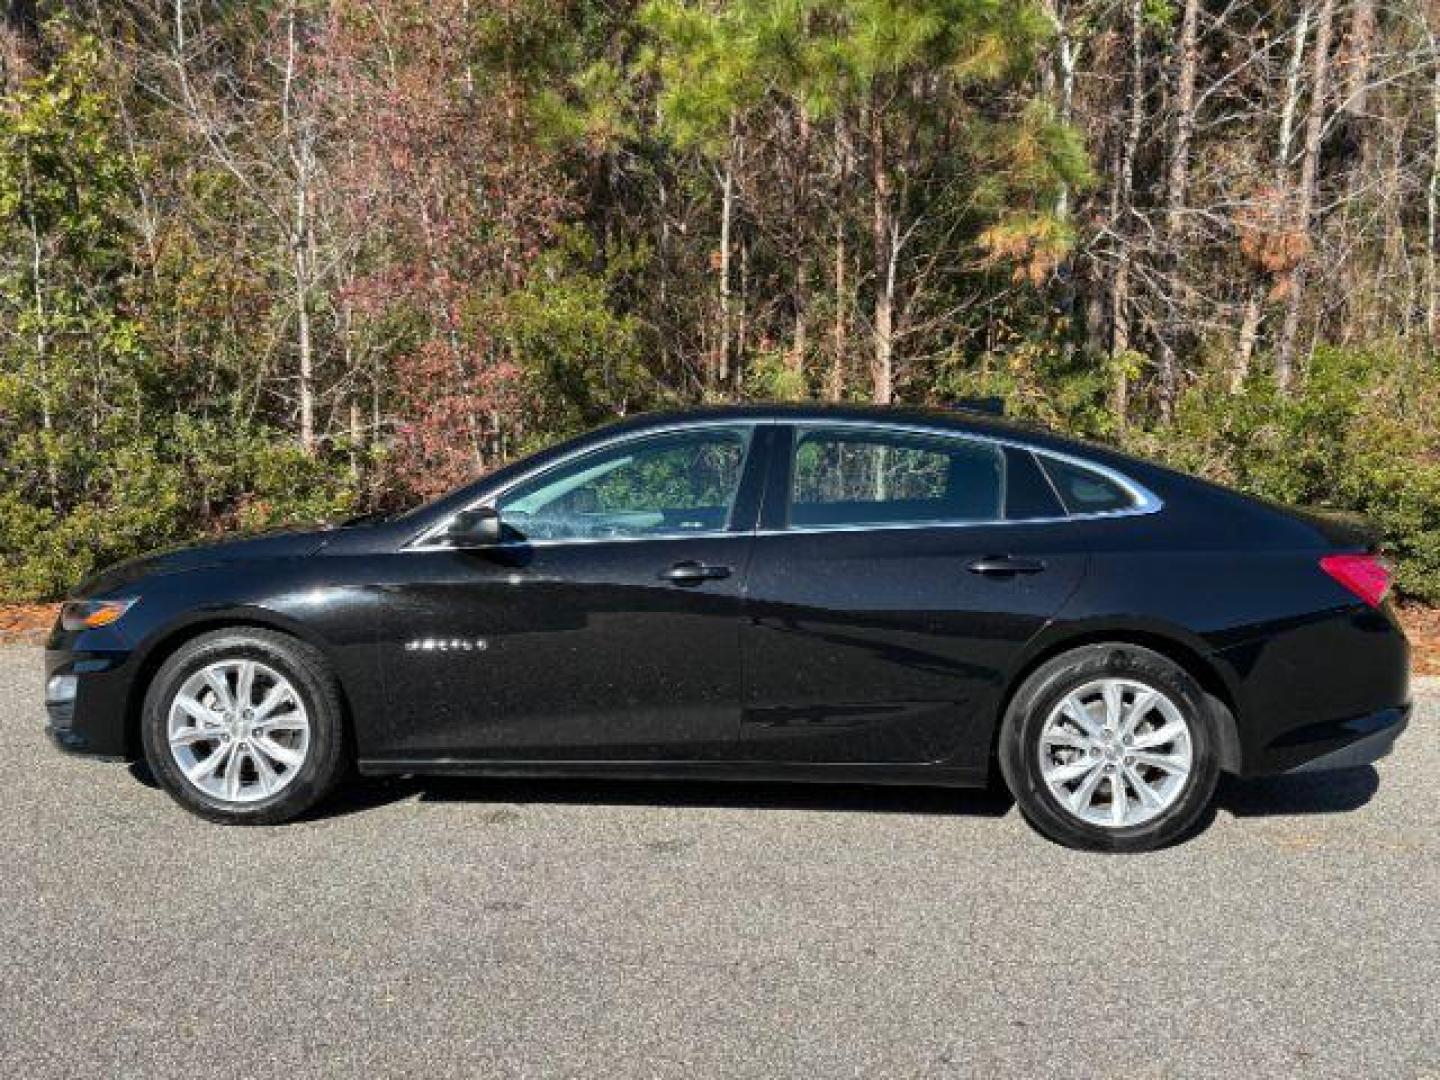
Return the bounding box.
[1043,0,1078,220]
[1338,0,1378,336]
[1278,6,1312,175]
[1232,295,1262,391]
[869,102,895,404]
[1158,0,1201,417]
[656,168,670,374]
[716,114,738,389]
[830,218,847,401]
[1341,0,1376,119]
[279,0,316,453]
[786,110,812,382]
[1429,32,1440,343]
[293,214,315,453]
[736,237,750,390]
[1276,0,1338,390]
[1340,0,1377,189]
[1109,261,1132,421]
[27,215,59,511]
[1235,4,1312,388]
[828,114,852,402]
[342,301,362,479]
[1108,0,1145,424]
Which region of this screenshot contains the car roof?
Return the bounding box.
[607,403,1122,462]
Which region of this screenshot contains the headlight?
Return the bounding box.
[60,598,138,632]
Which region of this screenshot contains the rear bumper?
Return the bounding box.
[1282,705,1409,773]
[1212,602,1411,776]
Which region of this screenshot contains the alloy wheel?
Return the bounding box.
[1036,677,1193,828]
[167,659,311,804]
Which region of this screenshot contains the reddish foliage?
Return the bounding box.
[317,0,574,499]
[1234,185,1309,278]
[386,340,528,500]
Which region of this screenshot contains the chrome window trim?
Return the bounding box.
[780,420,1162,531]
[752,507,1152,540]
[1031,448,1162,517]
[405,416,1163,551]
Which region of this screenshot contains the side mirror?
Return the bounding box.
[444,507,502,548]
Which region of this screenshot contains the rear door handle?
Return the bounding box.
[660,560,732,585]
[966,555,1046,577]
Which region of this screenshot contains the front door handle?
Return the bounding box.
[966,555,1047,577]
[660,560,733,585]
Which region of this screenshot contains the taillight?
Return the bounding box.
[1320,554,1392,608]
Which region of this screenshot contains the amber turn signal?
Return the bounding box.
[59,599,137,632]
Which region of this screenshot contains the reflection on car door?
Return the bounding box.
[738,425,1087,769]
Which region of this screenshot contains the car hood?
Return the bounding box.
[74,525,339,597]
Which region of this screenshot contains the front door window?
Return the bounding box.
[496,427,751,542]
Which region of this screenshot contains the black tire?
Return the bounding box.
[140,628,349,825]
[998,643,1221,852]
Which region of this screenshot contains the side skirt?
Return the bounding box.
[356,758,990,788]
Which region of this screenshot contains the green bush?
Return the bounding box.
[0,422,360,602]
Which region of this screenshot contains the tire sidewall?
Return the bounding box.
[141,630,345,825]
[1000,644,1221,852]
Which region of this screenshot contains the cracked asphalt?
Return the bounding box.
[1,646,1436,1078]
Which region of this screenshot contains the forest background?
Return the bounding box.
[4,0,1440,617]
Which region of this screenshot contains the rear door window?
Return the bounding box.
[788,428,1003,528]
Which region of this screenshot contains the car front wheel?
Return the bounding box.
[141,628,348,824]
[999,644,1221,852]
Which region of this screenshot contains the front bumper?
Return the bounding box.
[45,720,126,759]
[44,645,138,760]
[1284,705,1409,773]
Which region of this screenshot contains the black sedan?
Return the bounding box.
[44,405,1410,850]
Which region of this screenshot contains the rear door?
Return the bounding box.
[736,423,1089,768]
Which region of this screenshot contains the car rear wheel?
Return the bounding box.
[999,644,1221,852]
[141,629,348,824]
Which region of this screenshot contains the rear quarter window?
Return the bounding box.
[1038,455,1138,516]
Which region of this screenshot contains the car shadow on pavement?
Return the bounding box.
[1214,766,1380,817]
[315,774,1018,821]
[129,758,1381,825]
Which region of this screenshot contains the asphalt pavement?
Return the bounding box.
[1,646,1436,1078]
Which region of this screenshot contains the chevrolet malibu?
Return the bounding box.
[44,405,1410,851]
